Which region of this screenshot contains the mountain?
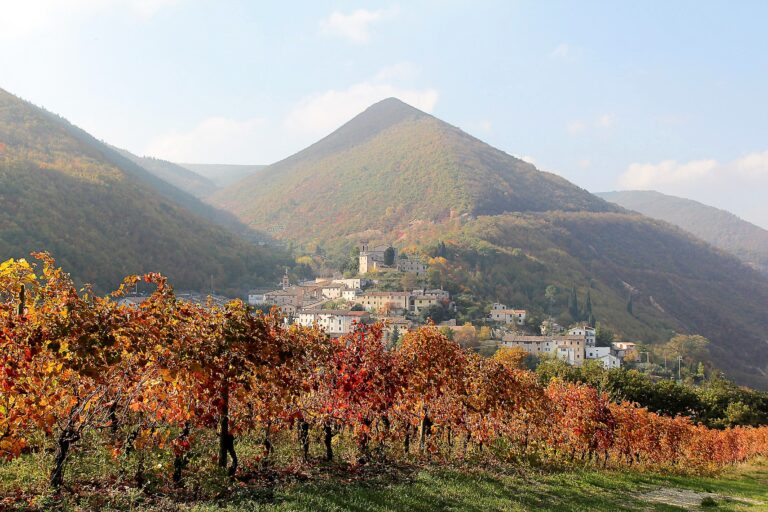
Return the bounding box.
[598,190,768,275]
[179,163,265,188]
[113,148,218,198]
[210,98,619,242]
[109,147,272,242]
[212,98,768,388]
[0,88,286,294]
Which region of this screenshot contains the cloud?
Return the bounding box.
[566,114,616,135]
[596,114,615,128]
[145,116,271,163]
[284,80,438,137]
[145,64,438,163]
[550,42,584,61]
[567,121,586,135]
[373,62,419,82]
[550,43,572,59]
[319,6,399,43]
[618,159,718,188]
[616,152,768,228]
[734,150,768,178]
[0,0,178,40]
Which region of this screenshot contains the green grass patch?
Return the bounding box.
[2,453,767,511]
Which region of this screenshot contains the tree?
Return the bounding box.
[582,291,594,326]
[421,304,449,323]
[545,285,558,313]
[389,325,401,348]
[568,285,579,320]
[454,323,479,348]
[595,323,615,346]
[400,272,419,290]
[493,347,529,370]
[626,293,633,315]
[661,334,711,368]
[383,246,395,266]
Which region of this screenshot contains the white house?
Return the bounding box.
[585,346,623,369]
[333,278,363,290]
[341,288,361,301]
[296,310,370,336]
[501,334,585,366]
[489,303,528,325]
[321,285,344,300]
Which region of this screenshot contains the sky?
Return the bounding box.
[2,0,768,228]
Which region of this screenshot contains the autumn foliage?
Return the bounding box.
[1,255,768,492]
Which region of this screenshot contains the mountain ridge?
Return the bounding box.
[598,190,768,275]
[0,87,286,293]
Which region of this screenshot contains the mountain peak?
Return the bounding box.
[363,96,429,117]
[335,96,430,139]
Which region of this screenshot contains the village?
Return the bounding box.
[246,243,638,369]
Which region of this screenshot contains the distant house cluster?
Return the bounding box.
[501,326,635,369]
[248,268,451,338]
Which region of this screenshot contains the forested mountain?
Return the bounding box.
[180,163,265,188]
[210,98,619,242]
[0,88,286,294]
[212,98,768,389]
[598,190,768,275]
[113,147,218,198]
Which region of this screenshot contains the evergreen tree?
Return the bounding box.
[568,285,579,320]
[434,240,447,258]
[582,290,593,325]
[383,246,395,266]
[626,293,633,315]
[389,325,400,348]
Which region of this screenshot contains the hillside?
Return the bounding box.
[211,98,619,242]
[180,163,265,188]
[211,98,768,388]
[0,88,286,293]
[113,147,218,197]
[408,211,768,387]
[598,190,768,275]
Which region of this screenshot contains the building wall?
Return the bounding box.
[358,293,409,312]
[322,286,343,299]
[248,293,267,305]
[297,312,367,335]
[412,296,439,314]
[342,289,360,301]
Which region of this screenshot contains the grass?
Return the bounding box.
[182,461,767,512]
[4,456,766,511]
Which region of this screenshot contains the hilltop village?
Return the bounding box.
[243,243,638,369]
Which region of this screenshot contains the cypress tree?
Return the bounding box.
[568,285,579,320]
[582,291,594,326]
[626,293,633,315]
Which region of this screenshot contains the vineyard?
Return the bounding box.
[1,254,768,508]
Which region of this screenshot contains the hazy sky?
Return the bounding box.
[2,1,768,228]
